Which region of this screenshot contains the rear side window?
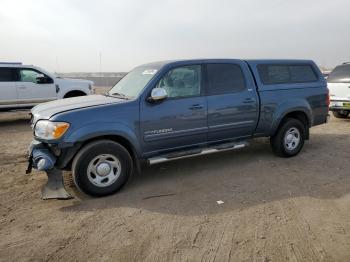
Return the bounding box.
[258,64,318,85]
[0,68,16,82]
[206,64,246,95]
[327,64,350,83]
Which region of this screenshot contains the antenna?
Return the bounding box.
[55,56,59,73]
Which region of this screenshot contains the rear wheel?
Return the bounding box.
[332,111,349,118]
[270,118,306,157]
[72,140,133,196]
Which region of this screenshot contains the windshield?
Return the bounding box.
[108,66,159,98]
[327,64,350,83]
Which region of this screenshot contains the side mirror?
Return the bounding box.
[148,87,167,102]
[36,74,50,84]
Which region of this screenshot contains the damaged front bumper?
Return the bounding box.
[27,140,73,200]
[27,141,56,173]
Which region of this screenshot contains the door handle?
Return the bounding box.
[243,98,255,104]
[18,85,26,89]
[189,104,203,110]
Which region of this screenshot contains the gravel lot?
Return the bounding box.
[0,102,349,261]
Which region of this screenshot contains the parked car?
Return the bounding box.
[327,62,350,118]
[28,59,329,198]
[0,62,94,109]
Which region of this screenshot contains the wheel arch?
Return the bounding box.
[83,134,137,160]
[59,122,143,173]
[272,110,311,139]
[63,90,87,98]
[60,134,141,173]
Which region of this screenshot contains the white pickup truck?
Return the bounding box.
[328,62,350,118]
[0,62,95,109]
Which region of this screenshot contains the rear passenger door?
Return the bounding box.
[205,62,259,142]
[0,67,17,107]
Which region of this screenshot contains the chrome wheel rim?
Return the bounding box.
[284,127,300,151]
[87,154,121,187]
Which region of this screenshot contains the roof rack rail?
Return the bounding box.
[0,62,22,65]
[342,62,350,64]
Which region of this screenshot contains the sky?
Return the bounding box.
[0,0,349,72]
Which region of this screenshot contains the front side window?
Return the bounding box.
[0,68,16,82]
[258,64,318,85]
[19,69,42,83]
[156,65,201,98]
[206,64,246,95]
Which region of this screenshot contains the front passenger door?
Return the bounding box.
[16,68,57,105]
[140,65,207,157]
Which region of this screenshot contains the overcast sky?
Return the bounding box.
[0,0,349,72]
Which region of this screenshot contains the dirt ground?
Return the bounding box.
[0,108,349,261]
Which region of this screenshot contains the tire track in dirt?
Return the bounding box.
[277,200,330,261]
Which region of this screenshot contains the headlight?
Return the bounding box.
[34,120,70,140]
[89,83,95,94]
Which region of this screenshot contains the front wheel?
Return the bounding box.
[270,118,306,157]
[72,140,133,196]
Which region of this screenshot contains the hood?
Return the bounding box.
[31,95,124,122]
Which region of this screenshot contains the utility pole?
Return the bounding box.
[55,56,59,74]
[99,52,102,77]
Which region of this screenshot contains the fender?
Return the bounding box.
[270,98,313,136]
[64,122,142,157]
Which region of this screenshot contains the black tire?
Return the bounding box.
[332,111,349,118]
[72,140,133,196]
[270,118,306,158]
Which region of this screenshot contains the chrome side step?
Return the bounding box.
[148,141,248,165]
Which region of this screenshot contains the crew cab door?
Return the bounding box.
[0,67,17,107]
[16,68,57,105]
[205,62,258,142]
[140,65,207,156]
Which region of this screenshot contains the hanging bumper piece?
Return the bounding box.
[27,141,73,200]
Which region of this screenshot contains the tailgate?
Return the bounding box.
[328,82,350,100]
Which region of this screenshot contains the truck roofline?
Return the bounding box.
[139,58,317,68]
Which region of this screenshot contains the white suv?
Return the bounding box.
[0,62,94,109]
[328,62,350,118]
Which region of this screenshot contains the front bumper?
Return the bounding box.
[27,140,82,174]
[26,141,57,173]
[27,140,74,200]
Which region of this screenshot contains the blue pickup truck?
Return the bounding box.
[28,59,329,198]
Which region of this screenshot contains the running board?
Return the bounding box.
[148,141,248,165]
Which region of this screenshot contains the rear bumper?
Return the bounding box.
[329,107,350,112]
[329,100,350,111]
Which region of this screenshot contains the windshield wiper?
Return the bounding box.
[106,92,129,99]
